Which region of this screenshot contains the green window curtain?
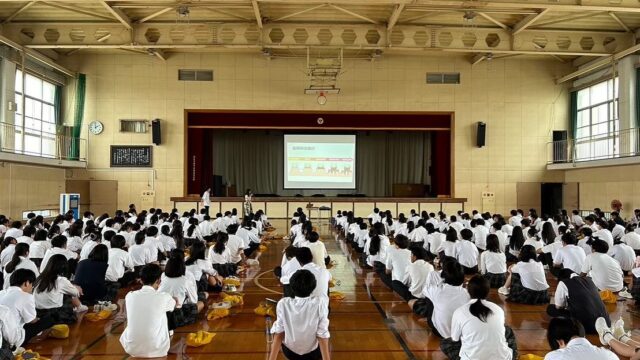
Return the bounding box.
[569,90,578,140]
[69,74,87,160]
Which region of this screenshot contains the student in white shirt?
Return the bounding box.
[34,254,86,324]
[302,231,329,268]
[545,317,617,360]
[396,247,434,301]
[296,247,332,305]
[105,235,136,286]
[279,246,302,298]
[129,231,156,273]
[408,257,470,338]
[456,229,479,274]
[622,224,640,252]
[186,241,222,291]
[158,225,177,253]
[443,275,515,360]
[383,234,412,291]
[237,218,261,258]
[16,225,35,246]
[499,245,550,304]
[269,269,330,360]
[491,222,508,253]
[65,224,84,253]
[610,221,626,242]
[3,243,39,290]
[480,235,508,288]
[208,233,236,277]
[610,237,636,273]
[120,264,177,358]
[184,218,204,243]
[506,226,526,262]
[4,221,23,241]
[509,209,522,228]
[581,239,624,292]
[0,236,17,270]
[158,250,205,328]
[28,229,51,268]
[553,232,587,275]
[540,224,564,267]
[366,230,391,273]
[437,228,459,259]
[226,224,247,265]
[594,219,614,248]
[571,210,585,228]
[471,219,489,251]
[198,215,215,242]
[367,208,381,225]
[39,235,79,273]
[577,227,594,255]
[144,226,165,262]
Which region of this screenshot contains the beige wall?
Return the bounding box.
[0,163,65,219]
[51,52,572,215]
[564,164,640,218]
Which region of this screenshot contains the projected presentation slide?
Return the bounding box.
[284,134,356,189]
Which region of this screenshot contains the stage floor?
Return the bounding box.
[27,220,638,359]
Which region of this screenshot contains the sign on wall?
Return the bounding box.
[110,146,153,167]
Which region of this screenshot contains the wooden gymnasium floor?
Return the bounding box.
[29,220,640,359]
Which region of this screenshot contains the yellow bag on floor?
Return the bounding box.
[254,302,276,317]
[207,308,230,320]
[223,278,241,287]
[49,324,69,339]
[520,355,544,360]
[220,292,244,306]
[329,291,345,301]
[186,330,216,347]
[600,290,617,304]
[329,279,336,288]
[84,309,113,322]
[259,245,268,252]
[15,351,50,360]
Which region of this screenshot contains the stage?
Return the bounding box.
[169,196,467,219]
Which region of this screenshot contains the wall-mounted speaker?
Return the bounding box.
[476,122,486,148]
[152,119,161,145]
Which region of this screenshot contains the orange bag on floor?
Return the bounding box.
[600,290,617,304]
[84,309,113,322]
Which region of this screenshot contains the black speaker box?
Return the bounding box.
[212,175,224,197]
[476,122,486,148]
[152,119,161,145]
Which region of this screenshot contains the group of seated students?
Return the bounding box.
[0,204,271,358]
[333,206,640,360]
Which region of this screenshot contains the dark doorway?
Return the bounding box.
[541,183,564,217]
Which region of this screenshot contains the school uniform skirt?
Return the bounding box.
[483,272,507,288]
[440,325,518,360]
[104,281,120,303]
[36,295,77,324]
[508,273,549,305]
[212,263,237,277]
[196,274,222,293]
[169,296,204,329]
[461,265,478,275]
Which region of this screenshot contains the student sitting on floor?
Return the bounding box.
[159,250,206,328]
[279,246,301,298]
[34,254,87,324]
[208,232,236,277]
[303,231,330,268]
[105,235,137,287]
[226,224,247,265]
[3,243,39,290]
[480,235,508,288]
[442,275,517,360]
[269,269,331,360]
[499,245,550,304]
[622,224,640,254]
[129,231,156,275]
[0,269,54,346]
[437,229,459,260]
[546,268,609,334]
[506,226,525,263]
[395,247,434,302]
[73,244,111,304]
[296,247,331,306]
[29,229,51,268]
[581,239,624,292]
[186,241,222,292]
[237,217,261,258]
[408,257,470,338]
[120,264,177,358]
[545,317,617,360]
[610,236,636,275]
[553,232,587,275]
[456,229,479,275]
[382,234,411,291]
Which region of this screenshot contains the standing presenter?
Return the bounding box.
[244,189,253,217]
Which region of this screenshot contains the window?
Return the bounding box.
[575,78,619,160]
[14,70,57,158]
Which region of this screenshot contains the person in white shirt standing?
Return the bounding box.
[269,269,330,360]
[120,264,177,358]
[443,275,516,360]
[201,187,211,217]
[544,317,617,360]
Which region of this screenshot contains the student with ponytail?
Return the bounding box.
[3,243,39,289]
[208,232,236,277]
[441,275,517,360]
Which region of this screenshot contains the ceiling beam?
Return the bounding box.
[477,11,509,30]
[387,4,405,31]
[0,34,75,76]
[471,53,485,65]
[608,12,631,33]
[533,11,607,27]
[40,1,115,21]
[202,7,252,21]
[328,4,380,24]
[273,4,327,22]
[137,7,172,23]
[414,0,640,14]
[251,0,263,28]
[512,9,549,35]
[402,11,451,23]
[99,0,132,29]
[3,1,38,24]
[557,42,640,83]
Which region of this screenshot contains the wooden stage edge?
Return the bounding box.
[170,196,468,218]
